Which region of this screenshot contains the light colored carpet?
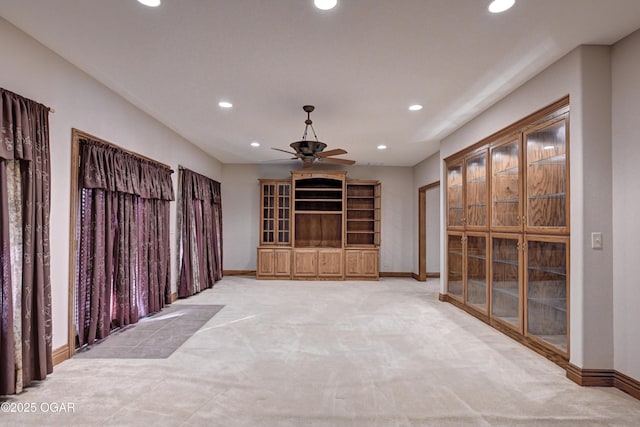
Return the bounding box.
[2,277,639,426]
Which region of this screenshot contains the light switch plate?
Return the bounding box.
[591,232,603,249]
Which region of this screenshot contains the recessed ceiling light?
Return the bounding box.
[250,142,260,147]
[314,0,337,11]
[488,0,515,13]
[137,0,161,7]
[218,101,233,109]
[377,145,387,150]
[409,104,423,111]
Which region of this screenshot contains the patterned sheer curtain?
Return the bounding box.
[0,88,52,395]
[178,167,223,298]
[75,138,174,348]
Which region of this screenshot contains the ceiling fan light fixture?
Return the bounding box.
[314,0,337,11]
[488,0,515,13]
[137,0,161,7]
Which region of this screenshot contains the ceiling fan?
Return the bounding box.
[272,105,356,168]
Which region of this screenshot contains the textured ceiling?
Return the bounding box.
[1,0,639,166]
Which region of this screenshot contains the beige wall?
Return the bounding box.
[0,18,223,350]
[222,163,415,273]
[612,28,640,380]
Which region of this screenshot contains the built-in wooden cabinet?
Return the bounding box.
[258,171,380,280]
[445,100,570,361]
[257,180,292,279]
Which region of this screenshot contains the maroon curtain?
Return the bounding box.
[75,139,174,348]
[178,167,222,298]
[0,88,52,395]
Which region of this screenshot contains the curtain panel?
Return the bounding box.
[178,168,222,298]
[75,138,174,348]
[0,88,52,395]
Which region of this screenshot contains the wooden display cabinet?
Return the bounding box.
[445,99,570,360]
[257,180,291,279]
[258,171,380,281]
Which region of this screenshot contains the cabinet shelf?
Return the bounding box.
[449,184,463,189]
[347,219,374,222]
[295,198,342,202]
[493,258,519,267]
[468,254,487,260]
[528,153,566,166]
[347,231,374,234]
[493,287,519,299]
[449,206,463,210]
[528,297,566,312]
[294,210,343,215]
[528,192,565,200]
[494,166,519,176]
[527,266,566,276]
[467,203,487,207]
[468,177,486,184]
[494,198,519,204]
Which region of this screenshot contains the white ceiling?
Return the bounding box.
[1,0,639,166]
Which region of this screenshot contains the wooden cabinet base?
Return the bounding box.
[256,248,291,279]
[345,249,379,279]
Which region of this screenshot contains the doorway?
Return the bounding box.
[418,181,440,281]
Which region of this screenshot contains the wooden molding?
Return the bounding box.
[426,272,440,278]
[566,364,640,400]
[223,270,256,276]
[411,272,423,281]
[171,292,178,303]
[566,364,614,387]
[438,293,448,302]
[614,370,640,400]
[52,345,70,366]
[380,272,413,278]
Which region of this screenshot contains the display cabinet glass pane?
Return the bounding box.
[526,119,567,228]
[526,239,567,353]
[278,183,290,244]
[491,237,520,329]
[465,153,487,227]
[491,139,520,228]
[447,163,464,227]
[466,235,487,311]
[447,234,463,298]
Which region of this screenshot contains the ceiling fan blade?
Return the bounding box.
[316,148,347,158]
[321,157,356,165]
[302,161,314,168]
[272,147,298,155]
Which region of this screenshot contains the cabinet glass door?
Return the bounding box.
[447,233,463,300]
[465,151,488,229]
[466,234,488,313]
[262,183,276,244]
[491,235,522,331]
[525,116,568,232]
[277,183,291,244]
[491,137,521,230]
[526,238,568,354]
[447,162,464,229]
